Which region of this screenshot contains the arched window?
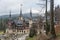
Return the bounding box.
[22,30,23,32]
[20,30,21,32]
[24,31,25,33]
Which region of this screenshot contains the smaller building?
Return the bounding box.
[55,24,60,34]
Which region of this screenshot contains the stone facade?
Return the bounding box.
[6,8,33,34]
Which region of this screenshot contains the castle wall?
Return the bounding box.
[29,19,33,28]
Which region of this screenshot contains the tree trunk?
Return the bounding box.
[50,0,56,38]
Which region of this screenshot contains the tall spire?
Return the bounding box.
[19,4,24,20]
[9,10,11,18]
[20,4,23,17]
[30,9,32,19]
[29,9,33,28]
[9,10,12,20]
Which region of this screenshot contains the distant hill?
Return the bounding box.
[0,13,40,19]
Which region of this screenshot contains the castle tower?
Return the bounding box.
[29,9,33,28]
[8,10,12,28]
[30,9,32,19]
[19,4,23,21]
[6,11,13,34]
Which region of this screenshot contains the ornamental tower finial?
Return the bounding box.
[20,4,23,17]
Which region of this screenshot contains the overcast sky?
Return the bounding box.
[0,0,60,16]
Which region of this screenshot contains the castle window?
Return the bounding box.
[20,30,21,32]
[24,31,25,33]
[22,30,23,32]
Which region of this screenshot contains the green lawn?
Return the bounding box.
[26,36,36,40]
[56,33,60,36]
[0,31,4,34]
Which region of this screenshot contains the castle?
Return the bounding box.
[6,5,34,34]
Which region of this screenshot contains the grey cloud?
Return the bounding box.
[0,0,59,16]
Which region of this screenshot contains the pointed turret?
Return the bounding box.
[20,4,23,17]
[29,9,33,28]
[9,10,12,21]
[9,10,11,18]
[19,4,23,20]
[30,9,32,20]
